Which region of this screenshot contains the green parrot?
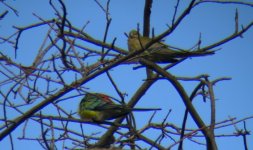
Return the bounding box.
[127,30,214,63]
[78,93,161,122]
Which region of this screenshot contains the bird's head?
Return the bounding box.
[129,30,140,39]
[80,93,96,109]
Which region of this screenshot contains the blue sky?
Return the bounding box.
[0,0,253,149]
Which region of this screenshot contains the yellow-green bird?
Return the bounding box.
[127,30,214,63]
[78,93,161,122]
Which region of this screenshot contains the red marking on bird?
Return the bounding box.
[98,93,113,104]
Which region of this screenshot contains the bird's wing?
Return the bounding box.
[85,93,128,112]
[94,102,123,111]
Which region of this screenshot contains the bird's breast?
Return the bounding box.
[79,110,100,120]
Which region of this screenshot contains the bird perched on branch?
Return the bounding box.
[78,93,161,122]
[127,30,214,63]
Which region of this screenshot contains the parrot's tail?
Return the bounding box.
[164,50,215,58]
[131,108,161,111]
[181,50,215,57]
